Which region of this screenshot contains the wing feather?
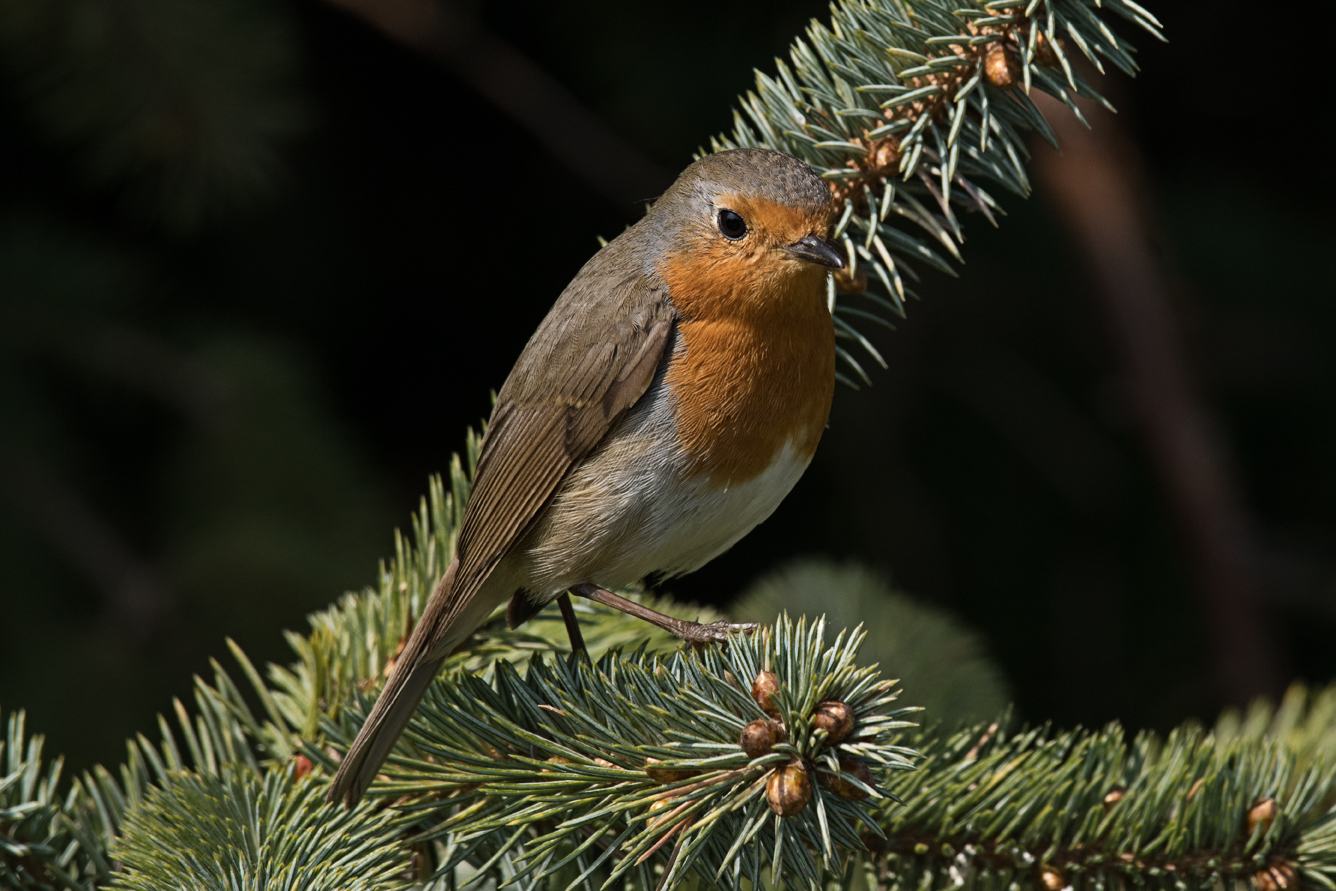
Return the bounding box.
[332,212,677,807]
[440,250,675,631]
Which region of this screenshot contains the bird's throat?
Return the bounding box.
[661,254,836,488]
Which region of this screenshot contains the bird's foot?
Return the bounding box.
[672,619,760,645]
[569,584,757,647]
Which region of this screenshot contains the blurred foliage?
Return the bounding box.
[0,0,308,230]
[733,559,1010,728]
[0,210,393,770]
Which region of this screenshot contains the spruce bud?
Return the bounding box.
[812,700,856,744]
[1248,797,1278,835]
[984,45,1021,89]
[644,757,696,784]
[819,756,874,800]
[752,671,782,718]
[766,760,812,816]
[740,719,788,759]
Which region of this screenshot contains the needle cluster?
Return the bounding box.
[708,0,1162,386]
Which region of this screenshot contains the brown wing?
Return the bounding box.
[431,240,676,643]
[328,231,675,807]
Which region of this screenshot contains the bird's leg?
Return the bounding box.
[570,584,758,644]
[556,592,587,655]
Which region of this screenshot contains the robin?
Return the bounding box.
[329,147,844,806]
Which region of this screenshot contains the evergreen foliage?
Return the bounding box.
[111,768,406,891]
[734,560,1010,727]
[2,712,76,890]
[873,687,1336,891]
[711,0,1162,384]
[321,617,915,891]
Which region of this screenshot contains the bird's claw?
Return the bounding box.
[678,621,760,645]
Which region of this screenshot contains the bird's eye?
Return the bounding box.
[717,209,747,240]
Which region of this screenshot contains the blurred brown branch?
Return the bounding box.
[1033,86,1283,706]
[71,323,230,428]
[319,0,671,207]
[0,437,170,637]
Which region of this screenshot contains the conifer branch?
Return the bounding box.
[867,689,1336,891]
[709,0,1163,384]
[315,617,916,891]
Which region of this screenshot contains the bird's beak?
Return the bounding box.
[783,234,846,269]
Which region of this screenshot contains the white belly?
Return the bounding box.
[507,383,814,597]
[600,438,811,583]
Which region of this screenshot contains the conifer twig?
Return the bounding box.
[710,0,1163,384]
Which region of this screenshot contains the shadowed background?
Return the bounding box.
[0,0,1331,771]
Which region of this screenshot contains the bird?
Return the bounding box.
[329,147,844,807]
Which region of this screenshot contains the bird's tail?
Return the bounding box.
[327,559,459,807]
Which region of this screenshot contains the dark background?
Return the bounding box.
[1,0,1332,771]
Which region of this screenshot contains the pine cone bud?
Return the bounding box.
[812,700,856,744]
[1253,863,1296,891]
[819,756,874,800]
[1034,33,1061,67]
[752,671,782,718]
[984,45,1021,89]
[1248,797,1278,835]
[1039,866,1065,891]
[292,754,313,780]
[644,757,697,784]
[647,797,673,827]
[766,760,812,816]
[1103,786,1125,809]
[740,719,788,759]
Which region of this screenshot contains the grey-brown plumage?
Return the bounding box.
[328,148,839,807]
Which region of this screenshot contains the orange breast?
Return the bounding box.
[660,245,836,488]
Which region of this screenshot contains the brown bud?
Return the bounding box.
[1039,866,1065,891]
[1103,786,1125,808]
[1248,797,1278,835]
[752,671,782,718]
[812,701,856,744]
[647,797,674,827]
[740,719,788,759]
[766,760,812,816]
[819,756,874,800]
[1034,33,1062,67]
[383,633,409,679]
[862,137,900,176]
[834,262,868,294]
[1253,863,1296,891]
[543,755,575,771]
[292,754,313,780]
[645,757,697,785]
[591,757,616,769]
[984,45,1021,89]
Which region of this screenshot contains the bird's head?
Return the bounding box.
[649,148,844,320]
